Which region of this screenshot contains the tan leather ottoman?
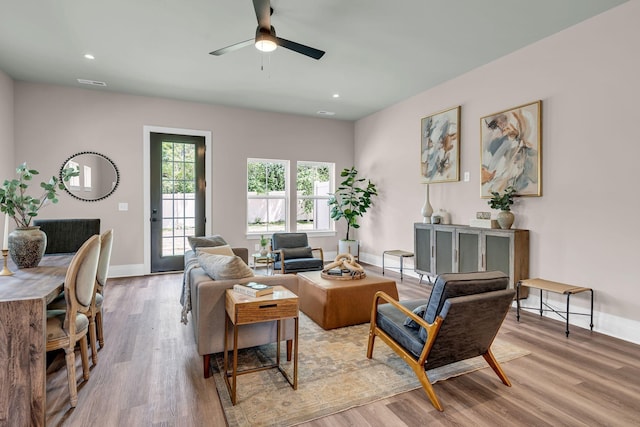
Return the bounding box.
[297,271,398,329]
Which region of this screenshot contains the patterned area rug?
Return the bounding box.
[212,313,529,427]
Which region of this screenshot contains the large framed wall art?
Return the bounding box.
[480,100,542,197]
[420,106,460,183]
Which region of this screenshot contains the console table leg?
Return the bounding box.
[565,294,571,338]
[590,289,594,330]
[516,281,521,322]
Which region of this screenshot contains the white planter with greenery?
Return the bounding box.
[488,186,517,230]
[328,167,378,256]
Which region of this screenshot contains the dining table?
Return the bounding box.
[0,254,72,427]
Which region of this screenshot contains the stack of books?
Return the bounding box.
[233,282,274,297]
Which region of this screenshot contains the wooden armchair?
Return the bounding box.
[270,232,324,274]
[367,271,515,411]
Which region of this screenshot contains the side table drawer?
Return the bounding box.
[233,299,298,324]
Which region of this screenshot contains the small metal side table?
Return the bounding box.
[224,286,299,405]
[382,250,414,282]
[251,252,274,275]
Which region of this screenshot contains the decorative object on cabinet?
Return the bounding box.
[488,186,517,229]
[421,106,460,183]
[60,152,119,202]
[480,100,541,197]
[421,184,433,223]
[414,223,529,297]
[328,166,378,255]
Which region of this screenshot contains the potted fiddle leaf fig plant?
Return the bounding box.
[488,186,517,229]
[0,163,79,268]
[328,166,378,256]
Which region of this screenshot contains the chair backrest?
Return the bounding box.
[271,233,309,250]
[64,235,101,323]
[425,288,515,370]
[423,271,509,323]
[34,218,100,254]
[271,233,313,262]
[96,229,114,289]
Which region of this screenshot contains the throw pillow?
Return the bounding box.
[281,246,313,259]
[403,304,427,329]
[197,252,254,281]
[187,234,227,251]
[196,244,234,257]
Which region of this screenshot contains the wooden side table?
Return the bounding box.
[224,286,299,405]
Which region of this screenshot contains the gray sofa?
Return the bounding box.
[184,248,299,378]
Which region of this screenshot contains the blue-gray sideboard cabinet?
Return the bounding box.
[414,223,530,298]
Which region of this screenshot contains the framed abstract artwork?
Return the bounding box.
[420,106,460,183]
[480,100,542,197]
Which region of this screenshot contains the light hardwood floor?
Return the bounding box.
[45,268,640,426]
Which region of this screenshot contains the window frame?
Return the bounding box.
[246,158,290,236]
[295,161,335,234]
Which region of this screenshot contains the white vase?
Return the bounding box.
[497,211,515,229]
[421,184,433,223]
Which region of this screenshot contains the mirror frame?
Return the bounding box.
[60,151,120,202]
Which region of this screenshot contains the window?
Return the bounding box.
[67,161,80,189]
[296,161,334,232]
[83,165,92,191]
[247,159,289,234]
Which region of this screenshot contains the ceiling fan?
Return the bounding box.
[209,0,325,60]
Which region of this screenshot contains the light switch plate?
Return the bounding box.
[463,171,470,182]
[118,203,128,211]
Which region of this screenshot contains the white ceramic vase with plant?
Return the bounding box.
[488,186,517,229]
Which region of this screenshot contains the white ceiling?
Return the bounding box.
[0,0,627,121]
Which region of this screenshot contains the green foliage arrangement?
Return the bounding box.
[260,234,269,248]
[488,186,517,212]
[328,167,378,241]
[0,163,79,228]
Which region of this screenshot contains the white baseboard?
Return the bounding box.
[109,264,145,278]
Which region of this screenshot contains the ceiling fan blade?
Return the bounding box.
[253,0,271,29]
[276,37,325,60]
[209,39,254,56]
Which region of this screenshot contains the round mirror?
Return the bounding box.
[60,152,120,202]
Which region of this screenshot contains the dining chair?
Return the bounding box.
[46,234,101,408]
[49,229,113,365]
[92,229,113,353]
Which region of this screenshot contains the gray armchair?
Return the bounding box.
[270,232,324,274]
[367,271,515,411]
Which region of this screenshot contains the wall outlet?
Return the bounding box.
[118,203,128,211]
[463,171,470,182]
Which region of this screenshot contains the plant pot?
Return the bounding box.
[260,248,268,256]
[497,211,515,229]
[338,239,359,257]
[8,226,47,268]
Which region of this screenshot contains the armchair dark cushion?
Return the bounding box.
[34,218,100,254]
[367,271,514,411]
[271,233,323,274]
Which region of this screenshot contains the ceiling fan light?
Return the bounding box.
[255,34,277,52]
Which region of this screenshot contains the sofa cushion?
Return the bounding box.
[188,235,227,251]
[196,244,234,257]
[197,252,254,281]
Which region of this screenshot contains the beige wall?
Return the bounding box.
[354,0,640,343]
[0,69,14,238]
[12,83,353,274]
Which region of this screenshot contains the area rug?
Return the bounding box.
[212,313,529,427]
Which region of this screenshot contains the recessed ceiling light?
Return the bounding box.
[77,78,107,86]
[317,110,335,116]
[84,54,95,60]
[332,93,340,98]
